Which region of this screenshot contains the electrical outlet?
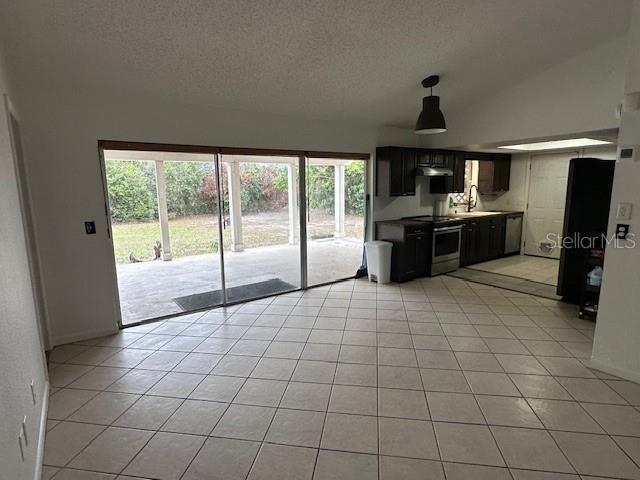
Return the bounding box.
[616,203,633,221]
[616,224,630,239]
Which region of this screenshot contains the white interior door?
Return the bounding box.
[524,152,575,258]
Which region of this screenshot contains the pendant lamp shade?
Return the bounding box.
[415,95,446,134]
[415,75,446,134]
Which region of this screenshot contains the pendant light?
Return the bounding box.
[415,75,447,134]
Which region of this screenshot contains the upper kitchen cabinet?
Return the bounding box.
[430,151,465,194]
[420,149,447,167]
[477,153,511,194]
[376,146,417,196]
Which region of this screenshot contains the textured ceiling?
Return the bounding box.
[0,0,632,128]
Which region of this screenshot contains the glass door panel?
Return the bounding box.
[219,154,301,303]
[104,150,224,325]
[105,147,368,325]
[305,158,366,286]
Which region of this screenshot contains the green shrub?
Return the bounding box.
[105,159,366,222]
[165,161,214,217]
[345,161,365,215]
[105,160,156,222]
[238,163,289,213]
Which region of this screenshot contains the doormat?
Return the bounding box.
[173,278,296,311]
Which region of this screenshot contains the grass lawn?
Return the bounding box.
[111,211,363,264]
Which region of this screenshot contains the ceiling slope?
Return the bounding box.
[0,0,633,128]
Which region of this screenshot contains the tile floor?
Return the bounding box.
[468,254,560,286]
[43,276,640,480]
[450,268,560,300]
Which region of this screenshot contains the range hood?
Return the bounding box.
[416,166,453,177]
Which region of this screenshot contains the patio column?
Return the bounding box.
[226,159,244,252]
[334,163,346,238]
[287,163,299,244]
[154,160,172,261]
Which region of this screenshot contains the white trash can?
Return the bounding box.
[365,241,393,284]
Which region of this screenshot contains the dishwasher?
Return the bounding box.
[504,214,523,255]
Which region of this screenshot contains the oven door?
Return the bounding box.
[432,225,462,263]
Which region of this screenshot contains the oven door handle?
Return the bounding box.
[433,225,463,233]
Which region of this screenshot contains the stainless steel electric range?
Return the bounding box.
[404,216,464,276]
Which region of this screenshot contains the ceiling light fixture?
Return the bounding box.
[415,75,447,135]
[497,138,612,151]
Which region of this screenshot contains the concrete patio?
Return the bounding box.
[116,238,364,325]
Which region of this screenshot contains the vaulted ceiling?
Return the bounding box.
[0,0,632,128]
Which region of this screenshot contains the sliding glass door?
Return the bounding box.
[103,151,224,325]
[102,145,368,326]
[219,154,301,303]
[305,157,367,286]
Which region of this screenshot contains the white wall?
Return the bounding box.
[0,50,48,480]
[471,147,616,256]
[474,153,530,213]
[476,146,618,214]
[373,178,447,221]
[423,35,626,149]
[381,36,626,222]
[592,0,640,382]
[7,83,417,345]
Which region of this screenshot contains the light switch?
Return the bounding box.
[616,203,632,220]
[84,221,97,235]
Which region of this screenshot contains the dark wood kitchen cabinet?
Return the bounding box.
[405,231,430,277]
[416,149,447,168]
[488,216,506,259]
[459,216,506,266]
[376,147,417,197]
[459,221,477,267]
[478,154,511,194]
[430,151,466,194]
[375,221,430,282]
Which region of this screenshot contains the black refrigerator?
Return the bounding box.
[557,158,615,303]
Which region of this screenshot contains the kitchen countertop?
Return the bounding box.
[376,211,523,226]
[450,210,524,218]
[375,218,431,226]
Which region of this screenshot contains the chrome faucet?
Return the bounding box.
[467,184,478,212]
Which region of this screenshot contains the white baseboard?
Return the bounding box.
[52,326,119,347]
[34,380,49,480]
[587,357,640,384]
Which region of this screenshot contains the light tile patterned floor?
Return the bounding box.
[43,276,640,480]
[468,255,560,286]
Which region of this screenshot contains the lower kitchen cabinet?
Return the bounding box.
[406,231,430,277]
[377,214,514,280]
[460,221,478,267]
[376,222,430,282]
[460,216,506,266]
